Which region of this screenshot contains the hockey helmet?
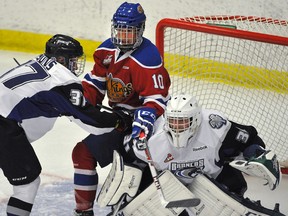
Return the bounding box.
[45,34,86,76]
[111,2,146,51]
[164,94,202,148]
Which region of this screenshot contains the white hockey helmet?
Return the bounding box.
[164,94,202,148]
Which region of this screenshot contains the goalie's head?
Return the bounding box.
[45,34,86,77]
[164,94,202,148]
[111,2,146,51]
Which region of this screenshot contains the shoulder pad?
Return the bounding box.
[131,38,162,67]
[202,109,230,131]
[98,39,115,49]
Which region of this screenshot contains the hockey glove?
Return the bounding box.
[230,150,281,190]
[132,107,156,141]
[114,109,134,132]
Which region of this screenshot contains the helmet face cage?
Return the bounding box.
[164,95,202,148]
[45,34,86,77]
[111,24,144,51]
[111,2,146,51]
[68,55,86,77]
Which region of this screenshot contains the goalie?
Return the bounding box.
[98,94,283,215]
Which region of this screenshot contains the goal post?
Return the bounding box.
[155,16,288,173]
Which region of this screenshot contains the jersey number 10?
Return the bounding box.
[152,74,164,89]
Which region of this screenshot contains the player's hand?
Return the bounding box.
[114,108,134,132]
[132,107,156,141]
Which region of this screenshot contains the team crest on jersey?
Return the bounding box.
[209,114,227,129]
[106,73,133,102]
[164,153,174,163]
[173,167,203,179]
[103,55,113,65]
[170,159,204,179]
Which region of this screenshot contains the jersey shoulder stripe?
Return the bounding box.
[98,38,116,50]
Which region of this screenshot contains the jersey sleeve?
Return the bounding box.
[50,83,119,127]
[219,120,265,160]
[82,39,114,106]
[130,40,171,116]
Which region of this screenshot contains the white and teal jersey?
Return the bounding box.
[133,109,232,184]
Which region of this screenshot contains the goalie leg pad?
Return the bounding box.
[186,174,284,216]
[229,150,282,190]
[97,150,142,207]
[116,170,198,216]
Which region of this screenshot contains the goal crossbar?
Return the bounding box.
[156,18,288,56]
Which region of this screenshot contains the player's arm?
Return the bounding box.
[131,62,171,141]
[46,83,131,133]
[219,121,265,159]
[220,121,281,190]
[81,46,110,106]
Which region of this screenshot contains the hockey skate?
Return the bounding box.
[73,209,94,216]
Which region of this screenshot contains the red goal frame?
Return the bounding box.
[156,17,288,58]
[155,16,288,174]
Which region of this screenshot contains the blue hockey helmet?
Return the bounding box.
[111,2,146,51]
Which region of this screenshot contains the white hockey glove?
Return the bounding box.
[132,107,156,141]
[230,150,281,190]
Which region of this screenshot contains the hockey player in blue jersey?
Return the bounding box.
[0,34,131,216]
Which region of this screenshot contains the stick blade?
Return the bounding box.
[165,198,201,208]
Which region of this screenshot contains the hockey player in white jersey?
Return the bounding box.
[136,93,281,183]
[0,34,131,216]
[97,94,283,215]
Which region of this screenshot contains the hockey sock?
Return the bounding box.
[72,142,98,211]
[6,176,40,216]
[7,197,33,216]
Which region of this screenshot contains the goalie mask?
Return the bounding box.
[164,94,202,148]
[45,34,86,76]
[111,2,146,51]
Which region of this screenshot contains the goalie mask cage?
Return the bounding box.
[156,16,288,173]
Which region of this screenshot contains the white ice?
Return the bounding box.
[0,50,287,216]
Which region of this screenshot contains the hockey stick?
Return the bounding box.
[13,58,20,66]
[110,195,126,216]
[96,104,135,114]
[138,132,201,208]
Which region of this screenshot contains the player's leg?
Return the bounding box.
[72,141,97,215]
[0,117,42,216]
[72,130,127,215]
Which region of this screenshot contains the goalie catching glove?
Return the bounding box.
[230,150,281,190]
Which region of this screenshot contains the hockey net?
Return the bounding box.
[156,16,288,174]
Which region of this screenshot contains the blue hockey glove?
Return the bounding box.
[132,107,156,141]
